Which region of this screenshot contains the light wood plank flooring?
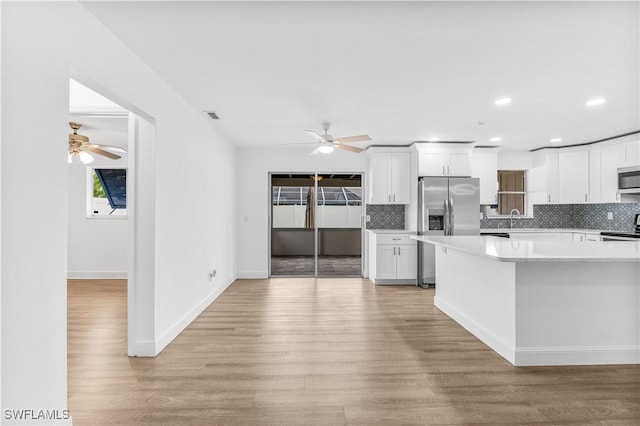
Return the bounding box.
[68,278,640,425]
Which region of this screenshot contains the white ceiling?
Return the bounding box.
[82,1,639,151]
[69,79,129,164]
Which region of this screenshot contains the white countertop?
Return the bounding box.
[411,235,640,262]
[481,228,605,234]
[366,229,417,234]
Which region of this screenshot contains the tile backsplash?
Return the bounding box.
[481,203,640,232]
[366,204,405,230]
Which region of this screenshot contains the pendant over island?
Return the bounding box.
[411,235,640,367]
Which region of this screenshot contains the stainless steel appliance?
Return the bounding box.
[417,177,480,286]
[617,165,640,194]
[600,213,640,241]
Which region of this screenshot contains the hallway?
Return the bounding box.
[67,278,640,425]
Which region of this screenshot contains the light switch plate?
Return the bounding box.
[607,212,613,220]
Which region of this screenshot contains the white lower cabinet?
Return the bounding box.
[368,232,417,285]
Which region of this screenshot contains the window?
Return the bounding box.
[87,167,127,217]
[497,170,526,215]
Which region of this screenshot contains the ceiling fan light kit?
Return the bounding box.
[67,122,125,164]
[303,122,370,155]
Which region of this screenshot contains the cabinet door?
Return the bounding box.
[369,153,390,204]
[559,151,589,203]
[472,153,498,204]
[448,151,471,177]
[390,153,411,204]
[375,245,397,279]
[620,140,640,168]
[419,151,446,176]
[395,244,417,280]
[600,147,620,202]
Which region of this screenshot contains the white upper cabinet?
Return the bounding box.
[417,143,472,177]
[589,145,621,203]
[368,151,411,204]
[528,150,559,205]
[619,139,640,168]
[558,150,589,203]
[471,151,498,204]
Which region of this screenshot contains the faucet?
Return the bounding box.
[509,209,521,229]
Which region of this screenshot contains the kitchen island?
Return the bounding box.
[411,235,640,366]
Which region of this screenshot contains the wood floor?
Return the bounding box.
[68,278,640,425]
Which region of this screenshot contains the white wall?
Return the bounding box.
[67,163,128,279]
[497,150,533,170]
[2,2,237,421]
[237,146,368,278]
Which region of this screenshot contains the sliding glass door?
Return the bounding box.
[270,173,362,277]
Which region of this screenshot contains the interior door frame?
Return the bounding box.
[268,171,364,278]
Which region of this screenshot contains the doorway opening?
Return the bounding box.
[270,173,363,277]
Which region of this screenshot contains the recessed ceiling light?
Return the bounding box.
[586,98,606,107]
[495,97,512,106]
[490,137,501,143]
[550,138,562,143]
[428,137,439,142]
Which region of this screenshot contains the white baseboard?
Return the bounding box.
[435,295,516,365]
[67,271,127,279]
[436,296,640,367]
[128,339,157,357]
[515,346,640,366]
[154,277,235,355]
[236,271,268,279]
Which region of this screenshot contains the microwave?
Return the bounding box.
[618,165,640,194]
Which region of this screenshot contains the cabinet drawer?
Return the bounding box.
[376,234,416,245]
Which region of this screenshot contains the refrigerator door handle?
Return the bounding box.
[443,198,449,235]
[449,196,455,235]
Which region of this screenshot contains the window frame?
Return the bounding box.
[496,169,527,216]
[86,166,128,219]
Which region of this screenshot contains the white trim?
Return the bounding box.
[237,271,268,279]
[67,271,127,279]
[155,278,235,355]
[435,295,516,364]
[515,346,640,366]
[128,339,157,357]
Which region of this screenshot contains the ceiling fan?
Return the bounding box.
[68,122,126,164]
[304,122,371,155]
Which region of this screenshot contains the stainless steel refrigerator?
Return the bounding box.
[417,177,480,286]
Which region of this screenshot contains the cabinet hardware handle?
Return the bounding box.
[442,166,446,175]
[548,194,551,203]
[393,194,396,202]
[398,247,401,255]
[584,194,587,202]
[388,194,391,202]
[393,247,396,256]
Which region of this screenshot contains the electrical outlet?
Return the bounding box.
[366,215,371,222]
[607,212,613,220]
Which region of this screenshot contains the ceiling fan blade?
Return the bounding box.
[309,147,321,156]
[92,144,127,154]
[304,130,327,142]
[69,133,89,143]
[86,145,121,160]
[333,134,371,143]
[335,143,364,153]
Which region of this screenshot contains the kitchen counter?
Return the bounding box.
[366,229,417,234]
[412,235,640,366]
[411,235,640,262]
[481,228,604,234]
